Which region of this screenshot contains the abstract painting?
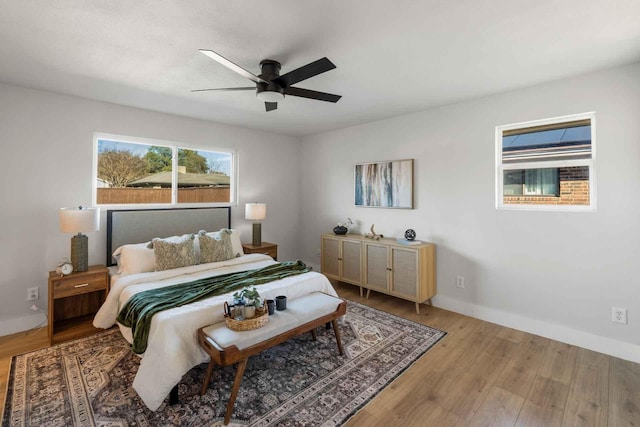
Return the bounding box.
[355,159,413,208]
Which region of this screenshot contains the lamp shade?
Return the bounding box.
[59,206,100,234]
[245,203,266,221]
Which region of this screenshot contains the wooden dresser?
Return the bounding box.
[321,234,436,313]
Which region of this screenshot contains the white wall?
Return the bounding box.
[299,62,640,362]
[0,83,300,335]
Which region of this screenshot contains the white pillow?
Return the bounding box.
[206,229,243,257]
[113,243,155,276]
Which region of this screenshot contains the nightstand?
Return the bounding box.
[48,265,109,345]
[242,242,278,260]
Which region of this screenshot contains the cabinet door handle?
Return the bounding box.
[74,283,89,288]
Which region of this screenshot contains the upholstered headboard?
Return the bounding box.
[106,207,231,266]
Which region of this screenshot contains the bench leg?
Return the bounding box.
[310,328,317,341]
[331,319,344,356]
[201,360,215,396]
[224,358,248,425]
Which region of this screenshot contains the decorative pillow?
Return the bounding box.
[113,243,155,276]
[148,233,201,261]
[205,228,244,258]
[152,235,197,271]
[199,229,235,263]
[146,233,195,249]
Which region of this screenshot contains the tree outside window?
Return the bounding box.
[94,135,234,206]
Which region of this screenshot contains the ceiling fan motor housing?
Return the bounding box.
[259,60,281,78]
[257,60,285,101]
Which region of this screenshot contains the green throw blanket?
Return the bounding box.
[117,260,309,354]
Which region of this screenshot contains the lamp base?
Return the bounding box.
[70,233,89,272]
[252,222,262,246]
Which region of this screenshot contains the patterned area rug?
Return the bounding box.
[2,301,445,426]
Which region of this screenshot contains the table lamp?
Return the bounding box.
[245,203,266,246]
[59,206,100,272]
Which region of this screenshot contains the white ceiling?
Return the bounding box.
[1,1,640,136]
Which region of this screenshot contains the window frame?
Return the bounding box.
[495,112,597,212]
[92,132,238,208]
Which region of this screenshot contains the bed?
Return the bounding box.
[93,207,338,411]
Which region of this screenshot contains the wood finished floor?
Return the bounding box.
[1,282,639,426]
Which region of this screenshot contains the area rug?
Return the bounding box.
[2,301,446,427]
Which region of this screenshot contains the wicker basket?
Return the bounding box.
[224,301,269,331]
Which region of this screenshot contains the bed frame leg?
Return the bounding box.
[170,384,179,405]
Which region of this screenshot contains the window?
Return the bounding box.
[93,134,235,206]
[503,168,559,196]
[496,113,595,210]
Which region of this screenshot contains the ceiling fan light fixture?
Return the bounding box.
[256,90,285,102]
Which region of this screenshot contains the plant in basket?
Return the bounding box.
[232,286,263,319]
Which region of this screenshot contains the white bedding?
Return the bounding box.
[93,254,337,411]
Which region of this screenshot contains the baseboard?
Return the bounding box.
[433,294,640,363]
[0,312,47,337]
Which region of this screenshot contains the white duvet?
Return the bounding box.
[93,254,338,411]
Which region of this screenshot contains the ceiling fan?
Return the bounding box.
[193,49,341,112]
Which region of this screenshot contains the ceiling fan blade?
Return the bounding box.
[274,57,336,87]
[285,87,342,103]
[199,49,268,84]
[191,87,255,93]
[265,102,278,112]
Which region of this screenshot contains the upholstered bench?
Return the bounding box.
[197,292,347,425]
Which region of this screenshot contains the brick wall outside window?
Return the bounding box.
[504,166,589,206]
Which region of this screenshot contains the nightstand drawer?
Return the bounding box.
[52,273,107,299]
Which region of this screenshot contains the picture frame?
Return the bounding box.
[354,159,414,209]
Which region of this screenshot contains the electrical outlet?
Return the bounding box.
[456,275,465,289]
[612,307,627,324]
[27,287,38,301]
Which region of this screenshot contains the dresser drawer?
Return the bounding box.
[52,273,107,299]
